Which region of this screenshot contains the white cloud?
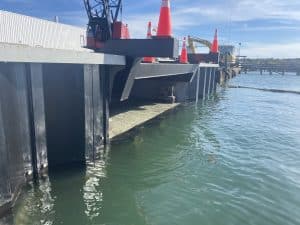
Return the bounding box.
[234,25,300,32]
[173,0,300,23]
[124,13,157,38]
[124,11,203,38]
[39,0,300,58]
[123,0,300,58]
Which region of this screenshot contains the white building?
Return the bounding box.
[0,10,87,51]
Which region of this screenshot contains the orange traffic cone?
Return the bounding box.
[157,0,172,38]
[180,37,188,64]
[143,22,155,63]
[210,29,219,53]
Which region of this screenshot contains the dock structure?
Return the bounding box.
[0,10,221,217]
[0,43,125,217]
[109,102,180,140]
[241,58,300,75]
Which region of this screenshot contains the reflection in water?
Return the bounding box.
[2,150,111,225]
[13,176,55,225]
[83,149,108,220]
[195,97,221,165]
[2,73,300,225]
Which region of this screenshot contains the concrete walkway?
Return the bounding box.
[109,102,180,140]
[0,43,125,65]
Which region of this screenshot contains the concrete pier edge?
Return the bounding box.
[110,103,182,143]
[0,43,221,220]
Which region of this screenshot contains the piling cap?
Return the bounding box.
[210,29,219,53]
[157,0,172,38]
[180,37,188,64]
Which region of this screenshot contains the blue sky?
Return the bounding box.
[1,0,300,58]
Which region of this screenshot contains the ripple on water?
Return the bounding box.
[2,73,300,225]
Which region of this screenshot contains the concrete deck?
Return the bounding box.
[0,43,125,65]
[109,102,180,140]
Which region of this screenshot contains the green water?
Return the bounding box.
[3,72,300,225]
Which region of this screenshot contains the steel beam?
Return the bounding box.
[0,43,125,65]
[133,63,198,80]
[188,53,219,64]
[120,58,142,101]
[98,38,179,58]
[120,62,199,101]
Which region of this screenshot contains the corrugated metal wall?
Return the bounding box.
[0,10,86,51]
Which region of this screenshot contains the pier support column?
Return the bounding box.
[100,66,110,145]
[211,68,216,93]
[0,103,11,208]
[219,70,225,86]
[202,68,208,100]
[297,71,300,76]
[260,69,263,75]
[195,68,200,104]
[26,63,48,176]
[269,70,273,75]
[0,63,31,201]
[84,64,104,160]
[207,68,212,97]
[197,67,206,100]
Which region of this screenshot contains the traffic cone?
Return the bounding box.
[143,22,155,63]
[157,0,172,38]
[180,37,188,64]
[210,29,219,53]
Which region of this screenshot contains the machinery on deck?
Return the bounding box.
[186,36,219,64]
[84,0,129,48]
[83,0,178,58]
[187,36,237,67]
[187,36,212,53]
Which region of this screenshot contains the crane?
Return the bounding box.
[84,0,125,47]
[187,36,212,53]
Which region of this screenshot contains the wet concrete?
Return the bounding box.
[109,102,180,140]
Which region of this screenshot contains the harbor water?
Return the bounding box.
[1,72,300,225]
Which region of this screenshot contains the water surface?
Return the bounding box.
[2,72,300,225]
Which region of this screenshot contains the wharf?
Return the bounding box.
[109,102,180,140]
[0,8,223,220]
